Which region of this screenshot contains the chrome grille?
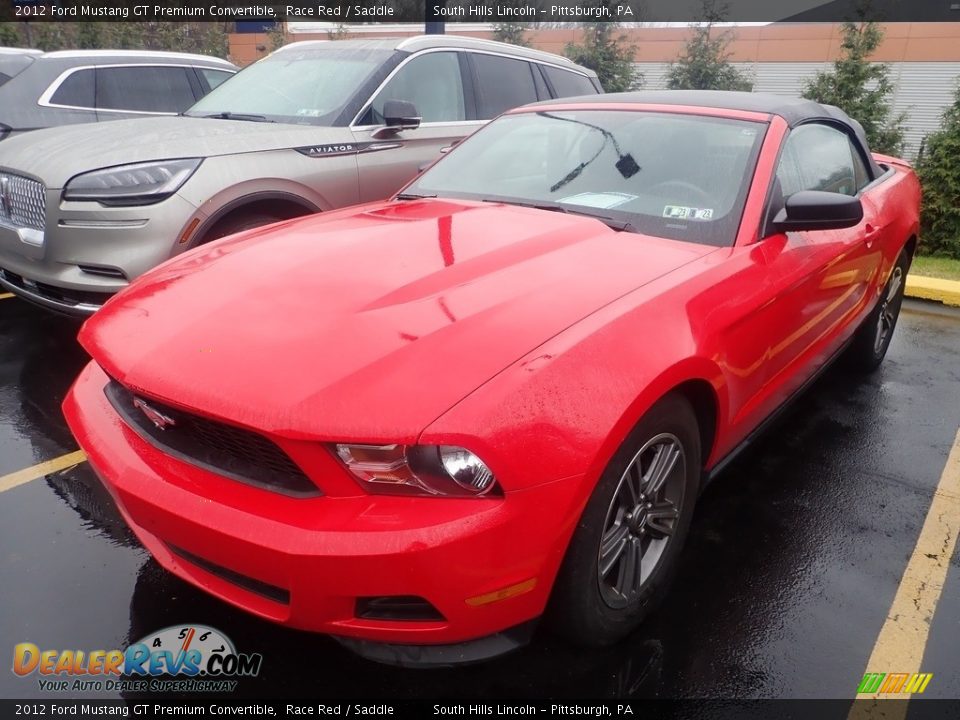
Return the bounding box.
[0,172,46,231]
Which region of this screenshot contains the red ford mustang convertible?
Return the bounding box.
[64,91,920,666]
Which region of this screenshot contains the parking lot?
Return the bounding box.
[1,292,958,700]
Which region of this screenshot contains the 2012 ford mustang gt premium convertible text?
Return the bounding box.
[63,91,921,666]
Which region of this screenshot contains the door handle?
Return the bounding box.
[864,223,881,248]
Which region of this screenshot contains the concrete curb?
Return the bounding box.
[905,274,960,308]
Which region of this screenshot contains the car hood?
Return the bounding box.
[0,116,354,188]
[81,199,715,441]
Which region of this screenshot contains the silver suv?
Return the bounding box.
[0,36,600,314]
[0,48,236,140]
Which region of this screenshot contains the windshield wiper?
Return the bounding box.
[395,192,437,200]
[481,197,635,231]
[481,197,570,213]
[593,216,637,232]
[193,111,275,123]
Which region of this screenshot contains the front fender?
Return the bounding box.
[418,285,727,497]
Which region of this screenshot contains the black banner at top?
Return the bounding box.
[4,0,960,23]
[5,699,960,719]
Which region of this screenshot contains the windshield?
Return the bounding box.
[186,46,393,125]
[404,110,768,246]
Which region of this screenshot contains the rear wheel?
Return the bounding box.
[548,394,700,646]
[845,247,910,373]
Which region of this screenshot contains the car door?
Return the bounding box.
[718,122,878,446]
[351,51,481,203]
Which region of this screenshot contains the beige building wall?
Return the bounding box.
[229,23,960,66]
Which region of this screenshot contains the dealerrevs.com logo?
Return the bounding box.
[12,625,262,693]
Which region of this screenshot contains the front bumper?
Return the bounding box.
[0,188,199,315]
[63,361,583,655]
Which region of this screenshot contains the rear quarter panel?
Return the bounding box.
[868,154,921,275]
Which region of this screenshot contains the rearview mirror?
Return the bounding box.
[374,100,421,138]
[772,190,863,233]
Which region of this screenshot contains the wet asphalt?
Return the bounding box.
[0,295,958,701]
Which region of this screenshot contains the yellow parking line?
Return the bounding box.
[0,292,14,300]
[0,450,87,494]
[851,427,960,716]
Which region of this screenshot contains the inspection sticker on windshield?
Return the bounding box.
[663,205,714,221]
[560,192,638,209]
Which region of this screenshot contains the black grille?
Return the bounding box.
[356,596,445,622]
[168,544,290,605]
[105,380,320,497]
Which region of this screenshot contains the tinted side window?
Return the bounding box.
[49,68,95,108]
[472,54,538,118]
[778,124,858,197]
[97,66,196,113]
[365,52,465,124]
[543,67,597,98]
[199,68,233,92]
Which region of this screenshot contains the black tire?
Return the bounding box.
[203,212,282,243]
[547,393,700,647]
[845,247,910,373]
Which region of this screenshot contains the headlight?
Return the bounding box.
[63,158,202,206]
[334,443,499,498]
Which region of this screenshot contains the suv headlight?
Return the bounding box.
[63,158,202,206]
[334,443,499,498]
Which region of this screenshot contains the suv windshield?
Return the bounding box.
[185,46,394,126]
[404,110,768,247]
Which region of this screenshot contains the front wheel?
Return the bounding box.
[845,247,910,373]
[547,393,700,646]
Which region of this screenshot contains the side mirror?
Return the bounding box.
[772,190,863,233]
[374,100,421,138]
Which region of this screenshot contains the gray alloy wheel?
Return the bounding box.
[846,247,910,373]
[547,393,700,647]
[597,433,685,609]
[874,265,904,355]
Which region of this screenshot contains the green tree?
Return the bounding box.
[30,24,69,51]
[0,22,22,46]
[564,20,639,93]
[915,85,960,259]
[801,10,905,155]
[666,0,752,91]
[267,22,288,51]
[76,22,105,49]
[326,23,350,41]
[492,23,530,48]
[102,23,141,50]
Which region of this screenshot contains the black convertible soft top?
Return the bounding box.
[537,90,885,178]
